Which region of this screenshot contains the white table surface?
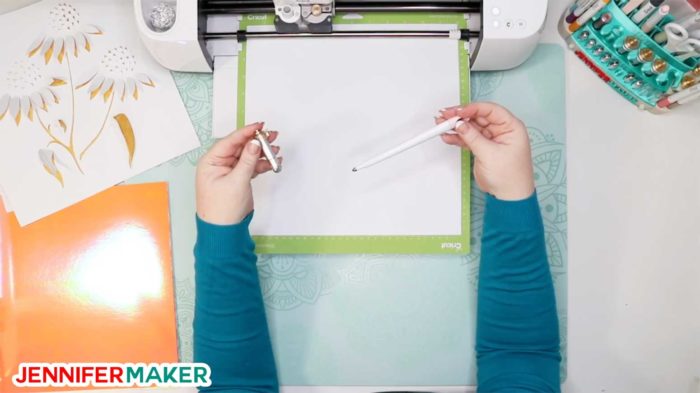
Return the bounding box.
[6,0,699,392]
[549,0,700,392]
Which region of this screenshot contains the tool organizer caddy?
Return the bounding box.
[561,0,699,113]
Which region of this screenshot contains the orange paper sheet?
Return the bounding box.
[0,183,178,392]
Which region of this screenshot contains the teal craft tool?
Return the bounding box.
[644,58,668,75]
[561,0,699,112]
[618,35,640,53]
[630,47,654,65]
[680,74,697,89]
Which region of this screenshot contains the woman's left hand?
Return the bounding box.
[196,122,280,225]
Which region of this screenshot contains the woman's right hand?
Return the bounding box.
[436,102,535,201]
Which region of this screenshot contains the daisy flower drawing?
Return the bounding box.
[27,2,102,64]
[76,45,155,162]
[76,45,155,104]
[0,60,65,126]
[0,3,157,187]
[0,60,79,184]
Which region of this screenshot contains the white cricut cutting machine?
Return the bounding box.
[134,0,548,72]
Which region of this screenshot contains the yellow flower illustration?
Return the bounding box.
[0,60,65,125]
[27,2,102,64]
[39,148,64,187]
[77,46,155,160]
[2,3,150,184]
[76,45,155,102]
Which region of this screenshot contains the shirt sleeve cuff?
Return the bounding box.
[484,191,544,233]
[195,211,255,259]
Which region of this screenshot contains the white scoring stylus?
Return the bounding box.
[352,116,465,172]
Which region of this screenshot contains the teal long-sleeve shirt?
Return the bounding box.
[193,192,560,393]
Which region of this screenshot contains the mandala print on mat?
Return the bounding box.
[461,124,568,383]
[529,127,567,285]
[558,312,568,382]
[471,70,504,100]
[463,70,505,286]
[258,255,342,311]
[336,254,390,284]
[462,127,567,285]
[465,71,567,286]
[174,277,195,362]
[170,72,214,166]
[258,254,395,310]
[462,181,485,288]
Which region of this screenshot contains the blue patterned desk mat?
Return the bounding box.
[129,43,567,385]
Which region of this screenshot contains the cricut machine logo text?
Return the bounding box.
[441,242,463,251]
[12,363,211,388]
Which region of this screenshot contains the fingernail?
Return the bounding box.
[248,139,261,154]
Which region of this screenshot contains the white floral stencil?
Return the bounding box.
[0,0,199,225]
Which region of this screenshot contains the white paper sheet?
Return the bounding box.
[0,185,11,212]
[0,0,200,225]
[245,38,462,237]
[212,56,239,137]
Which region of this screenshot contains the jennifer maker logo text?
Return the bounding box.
[13,363,212,388]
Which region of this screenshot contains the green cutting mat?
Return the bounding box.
[236,13,472,254]
[129,43,567,385]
